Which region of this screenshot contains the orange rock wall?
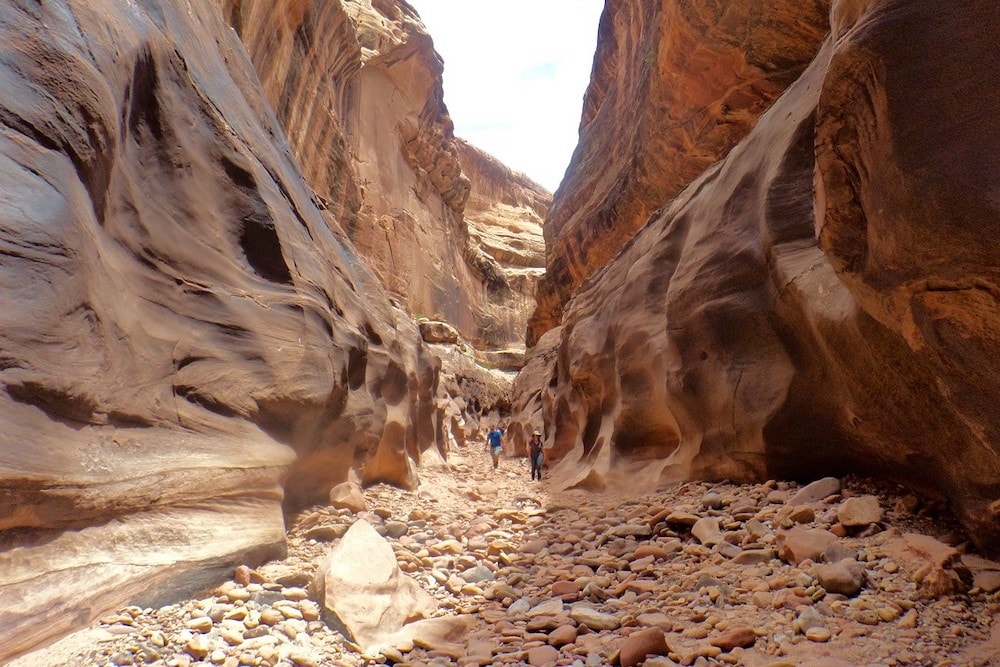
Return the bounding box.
[224,0,533,347]
[513,0,1000,550]
[0,0,440,659]
[527,0,830,345]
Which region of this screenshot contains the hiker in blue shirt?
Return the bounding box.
[486,426,504,470]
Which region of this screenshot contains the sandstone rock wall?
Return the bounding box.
[512,0,1000,551]
[224,0,538,350]
[527,0,831,345]
[0,0,443,659]
[457,139,549,354]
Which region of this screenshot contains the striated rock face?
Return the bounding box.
[224,0,541,350]
[0,0,444,660]
[513,0,1000,549]
[457,138,549,353]
[527,0,831,345]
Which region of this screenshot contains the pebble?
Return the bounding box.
[806,627,832,642]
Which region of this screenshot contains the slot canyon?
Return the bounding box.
[1,0,999,665]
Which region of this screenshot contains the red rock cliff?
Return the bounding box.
[513,0,1000,551]
[223,0,532,350]
[527,0,831,345]
[0,0,442,659]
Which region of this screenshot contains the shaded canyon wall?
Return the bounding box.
[0,0,445,659]
[527,0,831,345]
[513,0,1000,550]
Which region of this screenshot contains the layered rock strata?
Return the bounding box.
[457,139,548,356]
[0,0,441,660]
[527,0,831,345]
[225,0,544,351]
[514,0,1000,550]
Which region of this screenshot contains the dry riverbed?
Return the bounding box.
[16,445,1000,667]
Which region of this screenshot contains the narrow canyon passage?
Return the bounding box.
[18,444,1000,667]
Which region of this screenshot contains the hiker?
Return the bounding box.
[529,430,544,481]
[486,425,504,470]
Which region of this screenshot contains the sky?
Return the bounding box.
[408,1,606,193]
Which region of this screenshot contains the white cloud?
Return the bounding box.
[408,0,605,192]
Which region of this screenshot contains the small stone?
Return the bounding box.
[815,560,866,596]
[692,517,722,546]
[527,599,564,617]
[717,542,742,559]
[520,539,549,554]
[620,627,670,667]
[570,606,620,630]
[837,496,883,527]
[710,627,757,651]
[805,627,831,642]
[233,565,252,586]
[610,524,653,538]
[551,580,583,597]
[460,565,495,584]
[733,549,775,565]
[303,525,347,542]
[186,636,210,659]
[775,528,838,565]
[259,608,284,626]
[702,493,724,510]
[795,607,824,633]
[384,521,408,538]
[508,598,532,616]
[787,506,815,524]
[788,478,841,505]
[636,612,673,631]
[185,617,213,633]
[665,511,700,527]
[548,624,578,647]
[527,644,560,666]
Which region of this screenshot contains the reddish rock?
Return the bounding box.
[814,560,867,596]
[329,474,368,513]
[776,529,840,566]
[837,496,883,527]
[710,627,758,651]
[551,580,583,597]
[619,627,671,667]
[547,624,578,647]
[233,566,253,587]
[884,533,972,598]
[527,644,560,666]
[634,545,677,560]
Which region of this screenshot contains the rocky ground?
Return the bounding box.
[15,445,1000,667]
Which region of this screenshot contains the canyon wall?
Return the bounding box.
[0,0,444,659]
[224,0,545,351]
[456,138,548,361]
[513,0,1000,550]
[527,0,831,345]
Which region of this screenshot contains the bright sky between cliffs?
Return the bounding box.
[409,0,605,193]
